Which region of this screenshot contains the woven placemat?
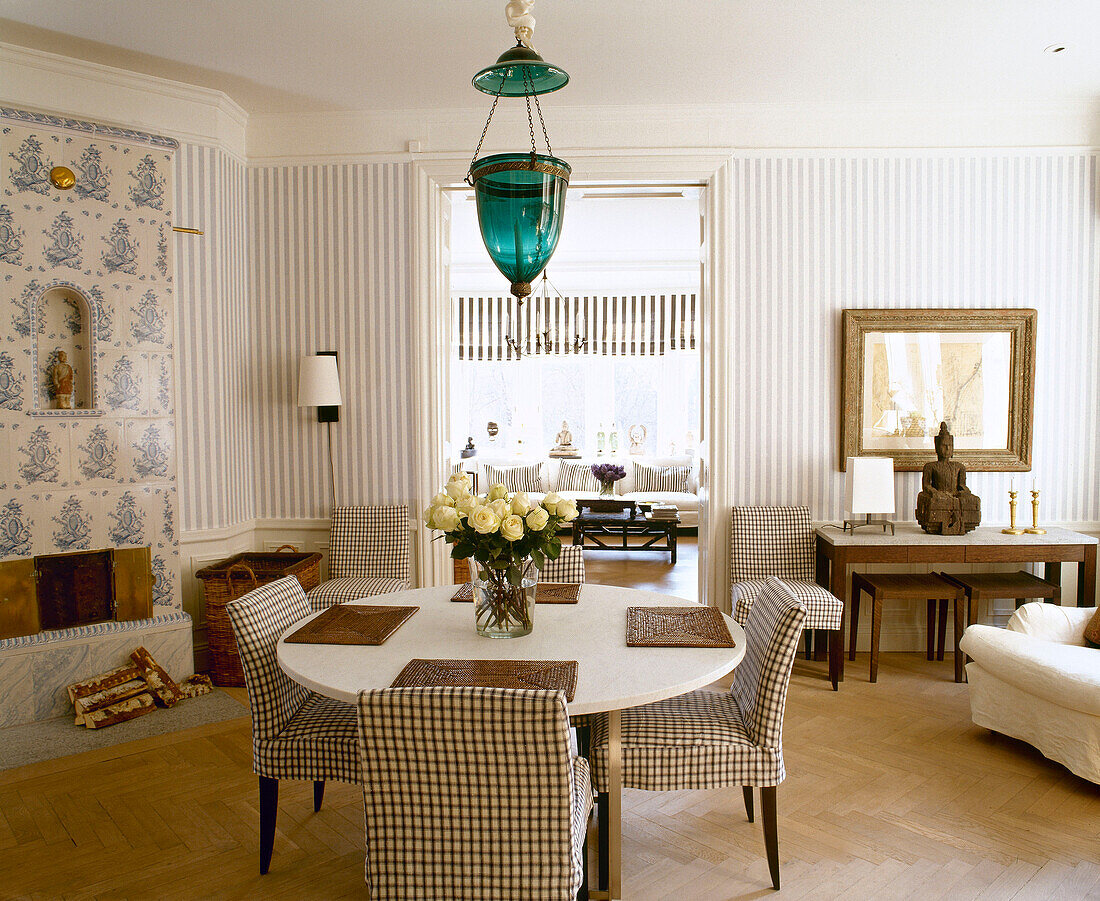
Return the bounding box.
[284,605,418,645]
[450,582,581,604]
[626,606,735,648]
[390,659,578,701]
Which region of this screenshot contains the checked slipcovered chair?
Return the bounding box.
[730,505,845,689]
[537,544,587,583]
[587,579,807,891]
[306,505,410,611]
[357,686,593,901]
[226,576,361,875]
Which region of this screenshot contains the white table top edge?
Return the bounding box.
[277,584,747,717]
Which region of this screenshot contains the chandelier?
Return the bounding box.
[466,0,570,301]
[505,272,588,358]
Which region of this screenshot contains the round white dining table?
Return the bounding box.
[277,583,746,901]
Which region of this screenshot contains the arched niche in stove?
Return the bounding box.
[30,282,101,416]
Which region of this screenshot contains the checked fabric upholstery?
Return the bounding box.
[226,576,361,784]
[537,544,587,583]
[306,505,411,611]
[730,506,842,631]
[588,579,806,791]
[357,686,592,901]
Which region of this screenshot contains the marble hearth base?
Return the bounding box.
[0,613,194,727]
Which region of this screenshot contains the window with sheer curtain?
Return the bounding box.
[450,351,700,459]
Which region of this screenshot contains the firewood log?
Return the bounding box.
[73,677,149,725]
[84,692,157,729]
[178,674,214,699]
[130,646,183,707]
[67,664,142,707]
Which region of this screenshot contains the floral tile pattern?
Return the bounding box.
[0,114,181,624]
[126,418,174,483]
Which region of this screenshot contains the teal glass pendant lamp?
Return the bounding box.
[467,0,570,300]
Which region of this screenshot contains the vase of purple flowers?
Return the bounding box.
[591,462,626,497]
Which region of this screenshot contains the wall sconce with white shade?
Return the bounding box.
[298,352,341,421]
[298,352,342,504]
[844,456,896,534]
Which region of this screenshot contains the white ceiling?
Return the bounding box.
[1,1,1098,115]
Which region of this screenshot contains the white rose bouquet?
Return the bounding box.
[424,472,579,636]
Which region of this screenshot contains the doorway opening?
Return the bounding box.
[445,184,705,599]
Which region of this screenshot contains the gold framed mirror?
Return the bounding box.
[840,308,1036,471]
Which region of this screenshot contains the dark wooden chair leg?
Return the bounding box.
[804,631,812,661]
[869,593,882,683]
[575,722,591,762]
[742,785,755,823]
[849,585,861,662]
[936,598,948,661]
[953,593,967,683]
[761,785,780,890]
[828,628,842,690]
[813,629,827,661]
[597,791,608,891]
[259,775,278,875]
[313,780,325,813]
[579,825,589,901]
[926,599,936,660]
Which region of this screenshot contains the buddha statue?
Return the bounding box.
[549,420,580,458]
[915,422,981,535]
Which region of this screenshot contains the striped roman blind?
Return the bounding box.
[454,294,697,360]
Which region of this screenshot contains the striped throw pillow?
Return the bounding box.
[484,462,544,493]
[632,461,690,493]
[557,461,600,492]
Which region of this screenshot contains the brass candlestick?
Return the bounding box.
[1002,490,1025,535]
[1024,489,1046,535]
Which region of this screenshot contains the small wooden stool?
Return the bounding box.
[937,571,1061,682]
[849,573,966,683]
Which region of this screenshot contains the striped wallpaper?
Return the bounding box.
[249,162,416,519]
[172,150,1100,539]
[174,143,254,532]
[727,152,1099,524]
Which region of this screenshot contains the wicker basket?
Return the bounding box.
[195,547,322,686]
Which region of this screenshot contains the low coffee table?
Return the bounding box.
[572,499,680,564]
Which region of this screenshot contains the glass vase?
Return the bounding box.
[599,481,616,498]
[473,563,536,638]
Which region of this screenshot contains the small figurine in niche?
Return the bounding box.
[915,422,981,535]
[628,424,647,455]
[50,350,74,409]
[460,436,477,459]
[549,420,580,458]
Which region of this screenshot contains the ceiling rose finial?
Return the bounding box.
[505,0,537,50]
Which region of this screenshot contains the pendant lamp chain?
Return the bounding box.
[466,73,508,186]
[522,67,554,159]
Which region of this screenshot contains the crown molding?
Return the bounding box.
[0,42,247,156]
[247,99,1100,162]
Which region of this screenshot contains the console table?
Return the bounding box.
[814,524,1098,683]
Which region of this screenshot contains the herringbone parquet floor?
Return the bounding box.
[2,539,1097,899]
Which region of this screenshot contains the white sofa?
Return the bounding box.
[959,603,1100,784]
[461,455,700,528]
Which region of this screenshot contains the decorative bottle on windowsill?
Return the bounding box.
[596,422,606,457]
[609,421,619,456]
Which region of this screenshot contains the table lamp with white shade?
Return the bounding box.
[298,353,342,504]
[844,456,896,534]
